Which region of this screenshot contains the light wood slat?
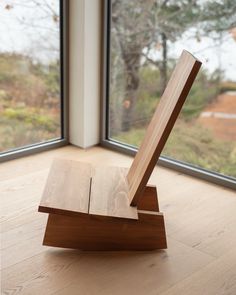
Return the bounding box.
[1,205,42,233]
[89,165,138,219]
[0,170,47,225]
[127,50,202,206]
[1,238,213,295]
[1,216,46,250]
[161,248,236,295]
[1,146,236,295]
[39,159,92,216]
[1,234,47,270]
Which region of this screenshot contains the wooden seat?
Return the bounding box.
[38,50,202,250]
[39,159,138,219]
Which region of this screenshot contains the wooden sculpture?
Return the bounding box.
[38,50,202,250]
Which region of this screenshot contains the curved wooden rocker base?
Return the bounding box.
[39,159,167,251]
[43,211,167,251]
[40,174,167,250]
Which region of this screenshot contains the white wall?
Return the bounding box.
[69,0,101,148]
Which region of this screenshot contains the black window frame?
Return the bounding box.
[0,0,69,162]
[100,0,236,190]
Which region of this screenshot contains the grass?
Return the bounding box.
[0,106,60,152]
[113,120,236,178]
[0,53,61,153]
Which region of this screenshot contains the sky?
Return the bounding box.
[0,0,235,81]
[145,27,236,81]
[171,28,236,81]
[0,0,60,64]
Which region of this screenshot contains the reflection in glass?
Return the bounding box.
[108,0,236,178]
[0,0,61,152]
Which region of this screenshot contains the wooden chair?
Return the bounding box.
[38,50,202,250]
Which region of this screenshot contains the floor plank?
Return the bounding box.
[1,145,235,295]
[161,248,236,295]
[1,239,213,295]
[1,215,46,250]
[0,170,48,223]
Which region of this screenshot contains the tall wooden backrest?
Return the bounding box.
[128,50,202,206]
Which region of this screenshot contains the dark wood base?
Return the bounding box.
[43,211,167,251]
[41,186,167,251]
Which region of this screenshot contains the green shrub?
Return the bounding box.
[3,107,58,132]
[113,122,236,178]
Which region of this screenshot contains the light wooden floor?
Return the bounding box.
[1,145,236,295]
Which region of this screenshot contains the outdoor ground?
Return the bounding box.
[198,91,236,141]
[114,92,236,178]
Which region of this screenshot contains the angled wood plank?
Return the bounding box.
[137,185,159,212]
[43,211,166,250]
[89,165,138,219]
[38,159,91,216]
[128,50,202,206]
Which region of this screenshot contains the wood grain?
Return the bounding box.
[1,170,47,223]
[89,165,138,219]
[137,185,159,212]
[161,248,236,295]
[39,159,92,216]
[127,50,202,206]
[1,234,47,270]
[1,216,46,250]
[43,211,167,250]
[1,238,213,295]
[39,161,138,219]
[1,146,236,295]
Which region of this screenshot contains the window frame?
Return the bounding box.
[100,0,236,190]
[0,0,69,162]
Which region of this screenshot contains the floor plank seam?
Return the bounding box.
[1,215,46,234]
[87,177,92,214]
[1,146,235,295]
[0,167,50,184]
[166,235,217,259]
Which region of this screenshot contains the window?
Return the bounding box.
[103,0,236,187]
[0,0,67,158]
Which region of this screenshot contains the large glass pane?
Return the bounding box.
[0,0,61,153]
[108,0,236,178]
